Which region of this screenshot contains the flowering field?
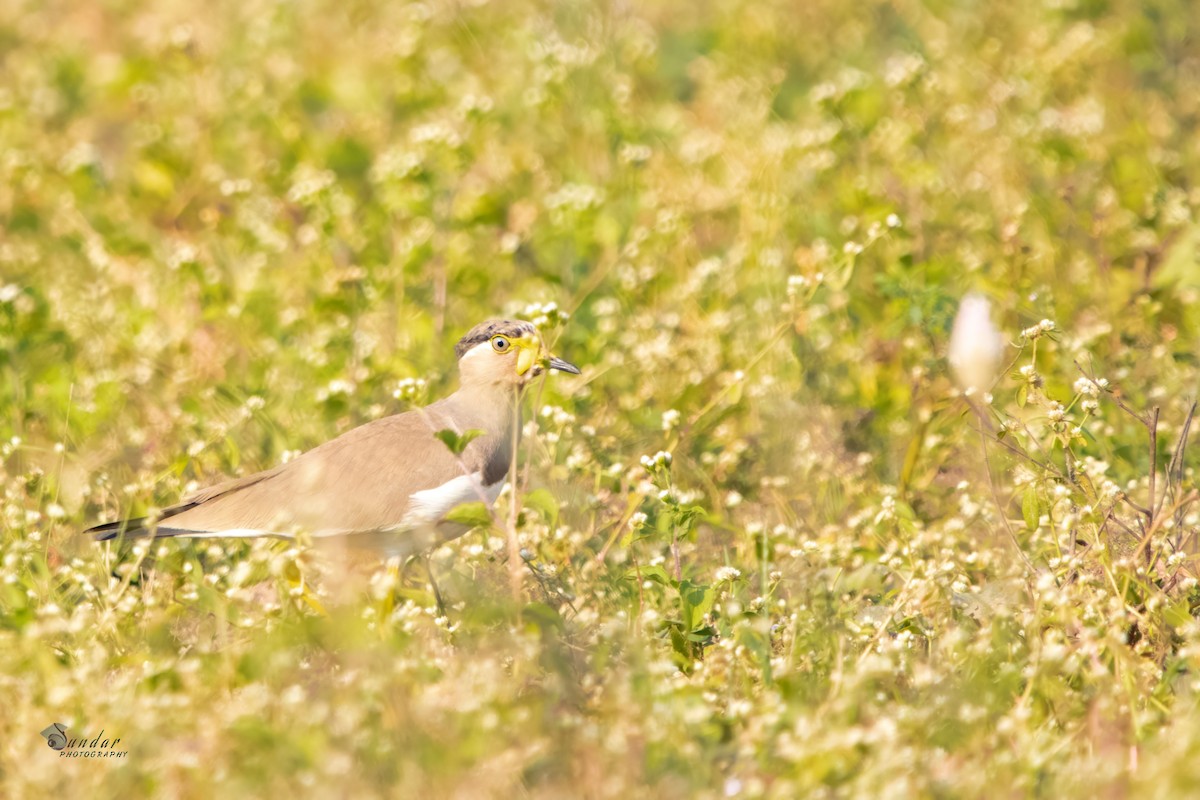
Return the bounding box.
[4,0,1200,796]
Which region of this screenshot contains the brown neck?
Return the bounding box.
[442,383,520,438]
[438,384,522,485]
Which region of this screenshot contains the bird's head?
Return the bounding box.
[454,319,581,389]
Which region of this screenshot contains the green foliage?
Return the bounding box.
[522,488,559,530]
[442,501,492,529]
[434,428,486,457]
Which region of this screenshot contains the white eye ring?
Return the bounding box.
[491,336,511,353]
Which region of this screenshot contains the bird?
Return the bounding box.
[87,319,580,558]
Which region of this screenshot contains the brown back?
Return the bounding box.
[160,398,514,534]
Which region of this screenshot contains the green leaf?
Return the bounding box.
[394,587,438,607]
[521,602,565,633]
[133,159,174,198]
[1017,384,1028,408]
[1165,597,1194,629]
[668,624,691,666]
[435,428,486,456]
[678,579,715,632]
[736,624,774,684]
[524,488,559,529]
[1152,224,1200,290]
[1022,487,1039,531]
[673,505,706,534]
[443,501,493,528]
[623,564,671,585]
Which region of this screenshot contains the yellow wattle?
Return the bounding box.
[516,346,537,375]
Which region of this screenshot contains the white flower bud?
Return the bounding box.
[948,294,1004,393]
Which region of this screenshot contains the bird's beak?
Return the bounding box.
[546,354,581,375]
[515,334,581,376]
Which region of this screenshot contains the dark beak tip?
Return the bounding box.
[548,357,582,375]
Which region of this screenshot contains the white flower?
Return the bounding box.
[873,494,897,525]
[392,377,427,402]
[520,300,570,328]
[640,451,673,471]
[948,294,1004,393]
[1074,376,1108,397]
[618,142,652,164]
[715,566,741,582]
[1021,318,1056,340]
[316,378,356,401]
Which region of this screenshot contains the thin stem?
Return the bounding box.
[1147,407,1160,541]
[507,389,523,601]
[1121,494,1152,519]
[666,473,682,582]
[970,420,1067,483]
[991,342,1028,394]
[53,382,74,510]
[1134,490,1198,563]
[671,525,681,583]
[594,491,650,564]
[760,524,770,600]
[978,427,1036,573]
[1073,360,1147,424]
[1170,401,1196,544]
[630,548,645,632]
[520,370,549,492]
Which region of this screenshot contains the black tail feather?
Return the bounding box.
[86,517,152,541]
[86,501,203,542]
[88,522,218,542]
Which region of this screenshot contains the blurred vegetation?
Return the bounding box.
[3,0,1200,796]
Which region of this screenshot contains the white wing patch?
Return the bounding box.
[160,528,290,539]
[403,471,505,526]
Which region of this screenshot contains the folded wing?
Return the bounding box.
[89,406,510,541]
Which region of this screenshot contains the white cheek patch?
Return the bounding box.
[403,471,505,526]
[458,341,496,366]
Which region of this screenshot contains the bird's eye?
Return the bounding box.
[491,336,510,352]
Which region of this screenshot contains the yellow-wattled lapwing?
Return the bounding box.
[87,319,580,560]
